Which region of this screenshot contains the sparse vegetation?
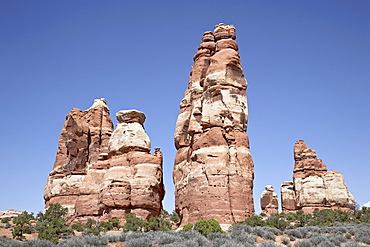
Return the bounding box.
[11,211,35,241]
[2,207,370,246]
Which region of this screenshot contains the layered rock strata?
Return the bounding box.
[281,140,354,214]
[173,23,254,226]
[260,185,278,215]
[44,99,164,222]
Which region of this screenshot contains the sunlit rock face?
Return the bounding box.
[281,140,354,214]
[173,23,254,227]
[260,185,279,215]
[44,99,164,223]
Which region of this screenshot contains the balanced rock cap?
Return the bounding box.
[116,109,146,124]
[88,98,109,110]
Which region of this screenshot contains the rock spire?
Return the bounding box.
[260,185,279,215]
[44,99,164,223]
[173,23,254,227]
[281,140,354,214]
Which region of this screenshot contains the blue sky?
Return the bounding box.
[0,1,369,215]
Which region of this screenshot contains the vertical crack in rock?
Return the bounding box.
[173,24,254,227]
[44,100,164,223]
[281,140,355,214]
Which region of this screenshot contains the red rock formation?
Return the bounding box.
[281,140,354,214]
[173,24,254,227]
[260,185,279,215]
[44,100,164,222]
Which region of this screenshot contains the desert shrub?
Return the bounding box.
[217,242,245,247]
[21,239,55,247]
[328,233,346,245]
[58,235,108,247]
[252,227,275,241]
[345,232,352,239]
[147,216,172,231]
[284,229,303,239]
[108,218,120,230]
[12,211,35,241]
[307,235,328,245]
[302,225,320,232]
[343,242,362,247]
[170,211,180,223]
[5,223,12,229]
[125,236,152,247]
[281,237,290,245]
[265,214,289,230]
[36,203,73,244]
[237,216,266,227]
[308,209,351,226]
[182,223,193,232]
[354,229,370,244]
[122,213,147,232]
[294,210,312,227]
[293,240,311,247]
[0,235,21,247]
[230,224,253,235]
[1,217,10,224]
[180,230,208,246]
[71,222,84,232]
[106,232,127,242]
[194,219,224,236]
[260,241,279,247]
[306,232,321,239]
[231,232,256,246]
[153,231,182,245]
[354,207,370,223]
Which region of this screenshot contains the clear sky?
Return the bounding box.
[0,1,369,215]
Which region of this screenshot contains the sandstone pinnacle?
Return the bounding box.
[173,23,254,227]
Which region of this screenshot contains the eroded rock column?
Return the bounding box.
[173,24,254,226]
[44,100,164,222]
[281,140,354,214]
[260,185,279,215]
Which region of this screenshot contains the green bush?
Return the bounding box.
[122,213,147,232]
[308,209,351,226]
[193,219,224,236]
[169,211,180,223]
[146,216,171,231]
[265,214,289,230]
[238,215,266,227]
[36,203,73,244]
[71,222,84,232]
[108,218,120,230]
[1,217,10,224]
[182,223,193,232]
[11,211,35,241]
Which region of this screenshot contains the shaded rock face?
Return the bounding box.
[260,185,278,215]
[281,140,354,214]
[44,99,164,222]
[173,24,254,226]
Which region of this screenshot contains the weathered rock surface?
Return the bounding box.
[281,140,354,214]
[173,23,254,227]
[260,185,278,215]
[44,99,164,222]
[0,210,22,219]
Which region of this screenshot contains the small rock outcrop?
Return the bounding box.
[281,140,354,214]
[260,185,278,215]
[173,23,254,227]
[0,210,22,219]
[44,99,164,222]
